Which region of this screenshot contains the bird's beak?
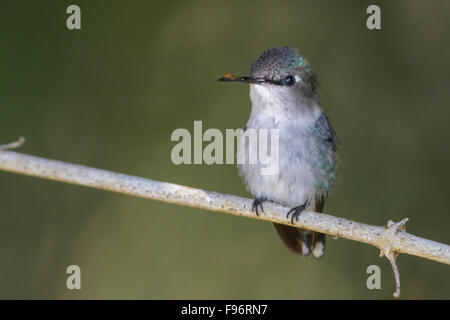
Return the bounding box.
[218,73,265,84]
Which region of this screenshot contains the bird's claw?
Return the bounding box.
[286,201,308,224]
[252,198,265,217]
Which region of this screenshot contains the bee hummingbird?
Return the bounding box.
[219,47,339,258]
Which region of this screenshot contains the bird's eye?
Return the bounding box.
[283,75,295,85]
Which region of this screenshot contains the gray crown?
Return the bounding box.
[250,46,311,80]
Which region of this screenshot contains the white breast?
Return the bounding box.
[237,84,323,208]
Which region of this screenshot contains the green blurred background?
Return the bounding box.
[0,0,449,299]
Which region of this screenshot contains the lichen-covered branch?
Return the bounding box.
[0,140,449,297]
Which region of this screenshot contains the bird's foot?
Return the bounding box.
[252,198,265,217]
[287,201,309,224]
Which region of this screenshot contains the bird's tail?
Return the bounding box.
[273,224,326,258]
[272,200,326,258]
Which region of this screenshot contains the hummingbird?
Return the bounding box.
[219,46,339,258]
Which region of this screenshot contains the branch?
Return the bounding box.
[0,138,449,298]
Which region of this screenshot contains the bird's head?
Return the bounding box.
[219,47,320,103]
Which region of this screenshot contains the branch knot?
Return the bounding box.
[379,218,409,298]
